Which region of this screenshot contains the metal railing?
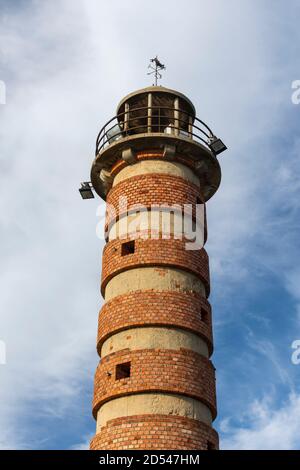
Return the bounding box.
[95,106,215,156]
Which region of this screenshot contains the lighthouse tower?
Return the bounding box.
[88,79,226,450]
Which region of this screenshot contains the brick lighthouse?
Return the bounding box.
[86,67,226,450]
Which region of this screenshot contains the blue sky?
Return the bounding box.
[0,0,300,450]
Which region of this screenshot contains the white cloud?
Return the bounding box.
[221,393,300,450]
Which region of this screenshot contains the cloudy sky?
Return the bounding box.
[0,0,300,450]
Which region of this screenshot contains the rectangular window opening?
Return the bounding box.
[201,308,209,324]
[116,361,131,380]
[207,441,216,450]
[121,240,135,256]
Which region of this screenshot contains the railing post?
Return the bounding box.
[174,97,179,136]
[188,115,193,139]
[147,93,152,133]
[124,102,129,133]
[158,106,161,132]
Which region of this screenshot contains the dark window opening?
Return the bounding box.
[207,441,216,450]
[201,308,209,324]
[116,361,131,380]
[121,240,135,256]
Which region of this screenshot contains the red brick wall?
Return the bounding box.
[92,348,217,419]
[105,173,205,228]
[101,238,210,296]
[90,415,219,450]
[97,290,213,356]
[92,149,218,450]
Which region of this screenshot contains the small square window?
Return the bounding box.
[201,308,209,324]
[121,240,135,256]
[207,441,216,450]
[116,362,131,380]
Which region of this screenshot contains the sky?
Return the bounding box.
[0,0,300,450]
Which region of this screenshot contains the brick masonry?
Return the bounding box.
[92,348,217,420]
[90,415,219,450]
[101,238,210,296]
[105,173,206,228]
[91,141,219,449]
[97,290,213,355]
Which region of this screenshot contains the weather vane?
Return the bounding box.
[147,56,166,86]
